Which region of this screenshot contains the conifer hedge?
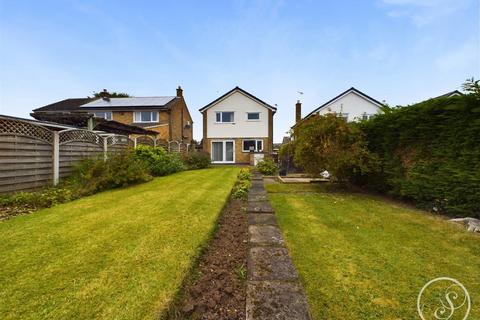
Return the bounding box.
[358,94,480,218]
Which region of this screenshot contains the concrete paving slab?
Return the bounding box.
[246,280,311,320]
[249,225,284,246]
[248,193,269,202]
[248,201,274,213]
[247,213,277,226]
[248,247,298,281]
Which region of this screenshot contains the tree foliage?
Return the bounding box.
[93,89,130,98]
[292,113,379,182]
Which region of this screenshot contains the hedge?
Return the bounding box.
[358,94,480,218]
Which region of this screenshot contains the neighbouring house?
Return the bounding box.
[433,90,464,99]
[296,87,384,125]
[32,86,193,143]
[199,86,276,164]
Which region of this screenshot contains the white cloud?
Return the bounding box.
[380,0,473,26]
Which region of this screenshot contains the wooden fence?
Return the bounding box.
[0,117,128,194]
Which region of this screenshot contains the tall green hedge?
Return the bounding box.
[358,94,480,218]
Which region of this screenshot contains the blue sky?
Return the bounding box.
[0,0,478,142]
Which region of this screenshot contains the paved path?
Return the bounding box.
[245,172,311,320]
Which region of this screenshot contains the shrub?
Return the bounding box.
[292,113,379,182]
[232,168,252,200]
[133,145,185,176]
[70,151,152,195]
[256,158,278,176]
[181,151,211,170]
[359,93,480,217]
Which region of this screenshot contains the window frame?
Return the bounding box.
[93,111,112,120]
[246,112,260,121]
[215,111,235,123]
[242,139,264,153]
[133,111,159,123]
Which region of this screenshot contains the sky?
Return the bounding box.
[0,0,479,142]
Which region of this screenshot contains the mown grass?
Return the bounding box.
[266,183,480,320]
[0,167,240,320]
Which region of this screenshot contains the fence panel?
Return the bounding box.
[0,117,129,194]
[0,135,53,193]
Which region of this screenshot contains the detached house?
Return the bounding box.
[200,87,276,164]
[298,87,384,123]
[32,86,193,143]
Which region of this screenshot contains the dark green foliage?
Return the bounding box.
[181,151,211,170]
[256,157,278,175]
[0,187,74,218]
[359,94,480,217]
[70,151,152,195]
[133,145,185,176]
[93,89,130,98]
[232,168,251,199]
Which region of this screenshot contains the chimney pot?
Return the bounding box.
[295,100,302,123]
[176,86,183,97]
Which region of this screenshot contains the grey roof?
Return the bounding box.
[81,96,177,108]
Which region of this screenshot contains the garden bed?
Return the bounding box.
[167,198,248,320]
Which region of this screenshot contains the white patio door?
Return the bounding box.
[211,140,234,163]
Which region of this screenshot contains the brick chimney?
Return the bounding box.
[176,86,183,97]
[295,100,302,123]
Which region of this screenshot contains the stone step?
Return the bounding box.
[248,201,274,213]
[248,213,277,226]
[248,193,269,202]
[248,247,298,281]
[249,225,284,246]
[251,180,264,189]
[246,280,311,320]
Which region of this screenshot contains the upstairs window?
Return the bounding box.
[133,111,158,123]
[242,139,263,152]
[93,112,112,120]
[215,111,234,123]
[338,113,349,121]
[361,113,375,120]
[247,112,260,121]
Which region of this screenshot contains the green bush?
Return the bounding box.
[70,151,152,195]
[133,145,185,176]
[292,113,379,182]
[0,187,74,218]
[256,158,278,176]
[358,93,480,218]
[181,151,211,170]
[232,168,252,200]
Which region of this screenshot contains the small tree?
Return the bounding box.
[93,89,130,98]
[462,77,480,97]
[292,113,378,182]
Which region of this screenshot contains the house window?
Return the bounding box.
[247,112,260,121]
[242,139,263,152]
[338,113,349,121]
[361,113,375,120]
[215,111,234,123]
[133,111,159,123]
[93,112,112,120]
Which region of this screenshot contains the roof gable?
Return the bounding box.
[304,87,384,119]
[199,87,276,113]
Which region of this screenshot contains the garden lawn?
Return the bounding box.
[266,183,480,320]
[0,167,240,320]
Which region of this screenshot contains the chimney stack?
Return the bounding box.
[295,100,302,123]
[176,86,183,97]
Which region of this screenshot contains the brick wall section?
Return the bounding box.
[203,137,268,164]
[112,111,169,139]
[170,98,193,142]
